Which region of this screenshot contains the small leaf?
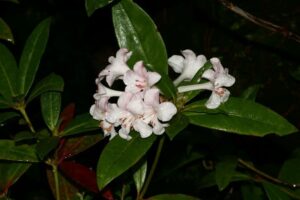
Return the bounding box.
[0,18,14,43]
[240,84,262,101]
[147,194,200,200]
[262,182,291,200]
[215,156,237,191]
[166,113,189,140]
[18,18,51,96]
[85,0,114,16]
[0,43,18,99]
[112,0,176,98]
[41,92,61,131]
[0,112,19,124]
[27,73,64,103]
[59,160,99,193]
[0,140,39,162]
[0,95,10,109]
[60,113,99,137]
[97,133,156,190]
[35,137,60,160]
[183,97,298,136]
[133,160,147,194]
[0,162,31,194]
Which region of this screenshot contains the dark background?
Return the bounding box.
[1,0,300,199]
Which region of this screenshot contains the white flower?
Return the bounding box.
[137,88,177,137]
[99,48,132,86]
[123,61,161,93]
[93,78,123,99]
[89,96,109,121]
[177,57,235,109]
[168,49,207,86]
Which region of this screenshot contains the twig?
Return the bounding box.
[238,158,300,189]
[218,0,300,44]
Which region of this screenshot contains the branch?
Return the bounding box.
[218,0,300,44]
[238,158,300,190]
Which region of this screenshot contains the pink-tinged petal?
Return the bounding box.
[144,88,160,106]
[116,48,132,62]
[133,119,153,138]
[168,55,184,73]
[106,104,125,124]
[205,92,222,109]
[89,105,102,120]
[133,61,147,77]
[96,82,123,97]
[210,57,224,74]
[100,120,117,139]
[126,94,144,115]
[215,88,230,103]
[196,55,207,66]
[156,102,177,122]
[117,92,133,109]
[147,72,161,87]
[202,69,215,81]
[214,73,235,88]
[119,128,132,140]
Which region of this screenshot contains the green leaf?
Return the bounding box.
[262,182,291,200]
[27,73,64,103]
[85,0,114,16]
[147,194,200,200]
[0,95,10,109]
[133,160,147,194]
[183,97,298,136]
[0,162,31,194]
[240,84,262,101]
[0,140,39,162]
[166,113,189,140]
[241,183,265,200]
[112,0,176,99]
[60,113,99,137]
[18,18,51,96]
[41,92,61,131]
[14,131,36,142]
[0,112,19,124]
[0,43,18,99]
[215,156,237,191]
[0,0,19,3]
[36,137,60,160]
[0,18,14,43]
[97,133,156,190]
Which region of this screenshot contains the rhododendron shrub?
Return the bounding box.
[0,0,298,199]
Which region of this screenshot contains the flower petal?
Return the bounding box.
[156,102,177,122]
[133,119,153,138]
[147,72,161,87]
[168,55,184,73]
[144,88,160,106]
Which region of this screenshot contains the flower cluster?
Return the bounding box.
[169,50,235,109]
[90,48,177,140]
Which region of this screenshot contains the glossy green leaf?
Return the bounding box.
[0,112,19,124]
[0,140,39,162]
[183,97,297,136]
[215,156,237,191]
[0,162,31,194]
[0,18,14,43]
[0,43,18,100]
[166,113,189,140]
[241,183,265,200]
[133,160,147,194]
[97,133,156,190]
[262,182,291,200]
[278,158,300,196]
[60,113,99,137]
[85,0,114,16]
[112,0,176,98]
[18,18,51,96]
[36,137,60,160]
[241,84,262,101]
[0,95,10,109]
[27,73,64,103]
[147,194,200,200]
[40,92,61,131]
